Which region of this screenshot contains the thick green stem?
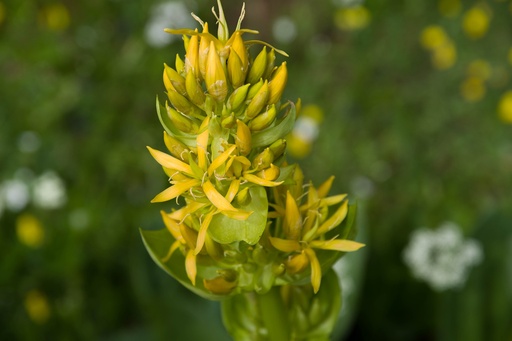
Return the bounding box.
[256,286,290,341]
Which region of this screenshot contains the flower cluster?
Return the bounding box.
[142,1,364,299]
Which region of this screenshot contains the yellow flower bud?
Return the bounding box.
[252,148,274,170]
[235,119,252,155]
[245,80,269,119]
[264,48,276,80]
[164,63,187,95]
[175,53,185,73]
[227,45,246,89]
[185,69,206,107]
[163,132,190,161]
[203,274,238,295]
[206,41,228,102]
[235,186,250,205]
[221,112,236,129]
[247,46,267,84]
[247,78,264,100]
[268,62,287,104]
[269,138,287,159]
[198,23,211,80]
[167,89,202,118]
[286,252,309,274]
[257,163,280,181]
[248,104,277,131]
[166,102,199,134]
[284,190,302,240]
[227,83,250,111]
[185,31,200,76]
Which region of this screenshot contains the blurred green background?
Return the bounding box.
[1,0,511,340]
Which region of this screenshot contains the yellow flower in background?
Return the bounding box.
[462,4,491,39]
[420,25,449,50]
[16,214,45,248]
[467,59,492,80]
[460,76,486,102]
[39,3,70,32]
[498,90,512,123]
[334,6,371,31]
[287,105,323,159]
[24,290,51,324]
[431,42,457,70]
[438,0,461,18]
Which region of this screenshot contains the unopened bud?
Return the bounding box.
[269,139,287,159]
[264,48,276,80]
[247,79,264,101]
[185,31,199,77]
[175,53,185,73]
[167,90,201,118]
[227,46,245,89]
[221,112,236,129]
[235,186,250,206]
[268,62,287,104]
[163,132,190,161]
[252,148,274,170]
[257,163,280,181]
[164,63,187,95]
[203,273,238,295]
[227,83,250,111]
[206,41,228,102]
[198,22,210,80]
[247,46,267,84]
[166,102,199,134]
[248,104,277,131]
[245,80,269,119]
[185,69,206,107]
[236,119,252,155]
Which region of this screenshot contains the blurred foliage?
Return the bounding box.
[1,0,511,340]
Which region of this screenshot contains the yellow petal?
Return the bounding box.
[220,209,253,220]
[150,178,201,203]
[203,180,237,212]
[319,194,348,207]
[224,178,240,203]
[162,240,181,262]
[185,249,197,285]
[316,200,348,235]
[243,173,283,187]
[284,191,302,240]
[317,175,335,198]
[310,239,365,252]
[196,116,210,170]
[208,144,237,176]
[160,210,183,242]
[147,146,193,176]
[269,237,301,252]
[167,201,207,221]
[304,248,321,294]
[195,210,215,255]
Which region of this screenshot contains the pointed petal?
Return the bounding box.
[310,239,365,252]
[316,200,348,235]
[304,248,321,294]
[208,145,237,176]
[195,210,215,254]
[185,249,197,286]
[167,201,207,221]
[203,180,237,211]
[220,209,253,220]
[147,146,193,176]
[160,210,183,242]
[319,194,348,207]
[243,173,283,187]
[150,178,201,203]
[196,117,210,170]
[162,240,181,262]
[317,175,335,198]
[269,237,301,252]
[224,179,241,203]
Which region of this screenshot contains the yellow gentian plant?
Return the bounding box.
[141,2,364,339]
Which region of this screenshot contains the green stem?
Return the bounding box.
[256,286,290,341]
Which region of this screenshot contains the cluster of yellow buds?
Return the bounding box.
[141,1,363,307]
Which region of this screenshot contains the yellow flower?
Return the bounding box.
[431,42,457,70]
[462,4,491,40]
[420,25,449,50]
[39,3,70,32]
[460,76,486,102]
[24,290,51,324]
[498,90,512,124]
[334,6,371,31]
[16,214,44,248]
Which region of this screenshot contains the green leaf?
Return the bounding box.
[209,186,268,245]
[252,102,296,148]
[156,96,197,146]
[139,227,231,300]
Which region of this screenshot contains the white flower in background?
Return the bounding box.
[272,16,297,44]
[403,222,483,291]
[2,179,30,212]
[32,171,67,209]
[145,1,195,48]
